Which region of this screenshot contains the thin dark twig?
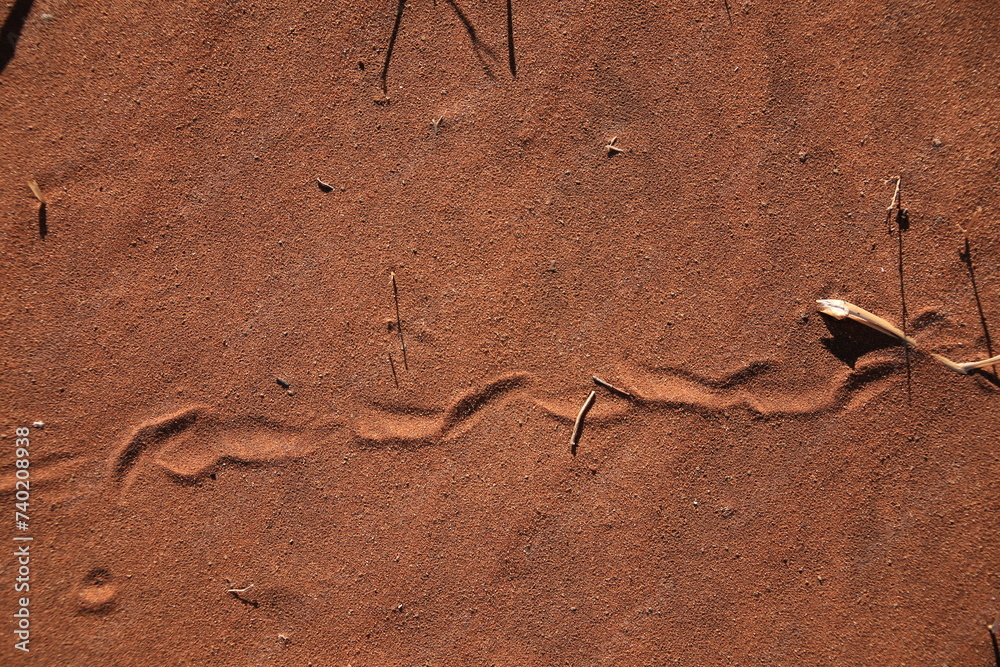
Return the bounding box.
[388,352,400,389]
[506,0,517,78]
[380,0,406,94]
[391,272,409,370]
[722,0,733,26]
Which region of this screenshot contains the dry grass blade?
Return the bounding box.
[817,298,915,345]
[570,390,597,454]
[592,375,633,399]
[27,180,45,204]
[226,584,254,594]
[932,352,1000,375]
[604,136,625,157]
[818,298,1000,376]
[886,175,902,232]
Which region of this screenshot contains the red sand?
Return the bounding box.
[2,0,999,664]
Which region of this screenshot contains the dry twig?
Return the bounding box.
[817,298,1000,375]
[592,375,633,399]
[570,390,597,455]
[27,180,45,204]
[605,136,626,157]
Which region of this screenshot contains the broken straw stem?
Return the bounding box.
[27,180,46,205]
[886,175,902,233]
[817,298,915,346]
[592,375,633,399]
[570,390,597,454]
[933,352,1000,375]
[818,298,998,375]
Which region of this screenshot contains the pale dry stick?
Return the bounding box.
[28,179,48,237]
[817,299,915,345]
[27,180,45,204]
[932,352,1000,375]
[390,272,408,370]
[605,136,626,157]
[226,584,254,594]
[886,175,902,233]
[592,375,634,399]
[818,298,1000,375]
[956,217,970,241]
[431,117,442,135]
[570,390,597,455]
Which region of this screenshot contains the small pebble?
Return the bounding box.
[32,421,44,429]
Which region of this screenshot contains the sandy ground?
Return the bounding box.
[2,0,999,664]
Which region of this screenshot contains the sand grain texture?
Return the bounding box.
[2,0,999,664]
